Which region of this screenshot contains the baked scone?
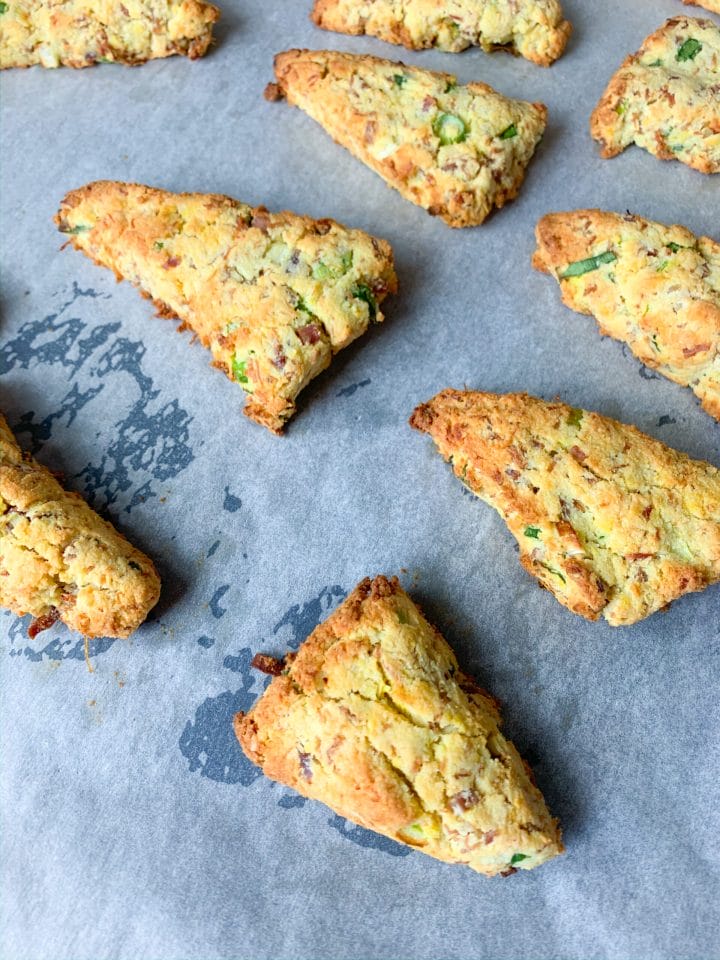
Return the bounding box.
[236,575,563,876]
[684,1,720,14]
[590,17,720,175]
[310,0,571,67]
[0,412,160,639]
[0,0,219,69]
[533,209,720,421]
[267,50,547,228]
[56,181,397,433]
[410,390,720,626]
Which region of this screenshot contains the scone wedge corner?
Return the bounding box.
[310,0,572,66]
[590,17,720,174]
[267,50,547,227]
[0,0,219,70]
[0,413,160,639]
[410,391,720,626]
[532,209,720,421]
[235,575,563,876]
[56,181,397,433]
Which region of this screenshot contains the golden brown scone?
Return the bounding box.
[56,181,397,434]
[268,50,547,228]
[236,575,563,876]
[590,17,720,175]
[684,0,720,14]
[0,412,160,639]
[533,209,720,421]
[0,0,219,69]
[310,0,571,66]
[410,390,720,627]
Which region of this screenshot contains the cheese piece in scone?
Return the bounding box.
[56,181,397,434]
[532,209,720,421]
[0,0,219,69]
[268,50,547,228]
[410,390,720,627]
[310,0,571,67]
[590,17,720,175]
[235,575,563,876]
[0,412,160,639]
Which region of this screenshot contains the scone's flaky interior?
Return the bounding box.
[0,413,160,639]
[236,575,563,877]
[533,209,720,421]
[411,390,720,626]
[56,181,397,433]
[269,49,547,228]
[590,16,720,175]
[311,0,571,66]
[0,0,219,69]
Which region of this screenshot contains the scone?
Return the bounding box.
[267,50,547,228]
[410,390,720,626]
[310,0,571,67]
[235,575,563,876]
[0,412,160,639]
[0,0,219,69]
[590,17,720,174]
[684,1,720,14]
[56,181,397,433]
[533,209,720,421]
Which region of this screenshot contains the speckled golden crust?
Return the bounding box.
[590,17,720,175]
[410,391,720,627]
[0,413,160,639]
[270,50,547,228]
[0,0,219,69]
[311,0,571,66]
[236,576,563,876]
[533,210,720,421]
[684,0,720,14]
[56,181,397,433]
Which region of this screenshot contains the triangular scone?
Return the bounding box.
[0,0,218,69]
[268,50,547,228]
[56,181,397,433]
[235,575,563,876]
[590,17,720,175]
[311,0,571,66]
[533,210,720,421]
[410,391,720,626]
[0,412,160,639]
[685,0,720,13]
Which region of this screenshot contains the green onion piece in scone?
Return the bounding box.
[393,74,407,88]
[499,123,517,140]
[231,355,249,385]
[677,38,702,61]
[567,408,584,428]
[351,283,377,321]
[0,3,9,13]
[61,223,91,235]
[560,251,617,279]
[433,112,468,146]
[510,853,530,866]
[524,526,541,539]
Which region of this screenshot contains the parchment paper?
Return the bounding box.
[1,1,719,957]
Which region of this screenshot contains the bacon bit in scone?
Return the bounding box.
[28,607,60,639]
[569,445,587,462]
[264,82,283,102]
[642,505,653,519]
[682,343,711,358]
[251,209,270,232]
[500,867,517,877]
[251,653,285,676]
[298,751,313,781]
[627,552,654,561]
[162,256,180,269]
[297,323,321,345]
[449,789,479,814]
[483,830,497,845]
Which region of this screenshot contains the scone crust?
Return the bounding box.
[0,413,160,639]
[533,209,720,421]
[0,0,219,69]
[590,17,720,174]
[270,49,547,228]
[236,575,563,876]
[684,0,720,14]
[410,391,720,626]
[311,0,571,66]
[56,181,397,433]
